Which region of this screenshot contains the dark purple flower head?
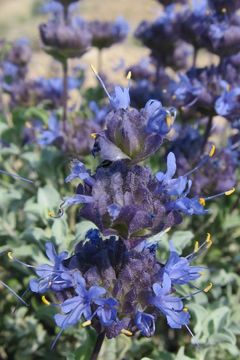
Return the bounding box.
[7,38,32,67]
[135,7,184,67]
[39,16,91,60]
[68,161,182,245]
[27,232,211,342]
[88,17,129,50]
[91,93,176,163]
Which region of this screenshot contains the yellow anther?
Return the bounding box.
[166,114,173,128]
[225,188,235,196]
[199,198,206,206]
[209,144,216,157]
[206,233,212,248]
[199,271,205,276]
[8,251,14,260]
[194,241,199,253]
[204,282,213,293]
[226,84,231,92]
[183,307,188,312]
[48,211,55,218]
[172,95,176,100]
[165,227,171,233]
[25,121,32,129]
[126,71,132,80]
[41,295,50,306]
[181,106,185,111]
[81,320,92,328]
[121,329,133,336]
[221,7,227,13]
[90,64,98,75]
[90,132,97,139]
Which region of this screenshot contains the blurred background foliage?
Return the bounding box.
[0,0,240,359]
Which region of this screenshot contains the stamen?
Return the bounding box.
[126,71,132,80]
[185,324,199,346]
[221,7,227,13]
[209,144,216,157]
[7,251,35,268]
[199,198,206,206]
[204,188,235,201]
[42,295,51,306]
[90,133,97,139]
[121,329,133,336]
[90,64,112,100]
[225,188,235,196]
[81,320,92,328]
[203,282,213,293]
[166,114,173,127]
[0,169,33,184]
[48,209,63,219]
[183,307,188,312]
[8,251,14,260]
[194,241,199,253]
[206,233,212,248]
[0,280,28,306]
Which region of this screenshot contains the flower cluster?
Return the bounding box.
[27,231,212,342]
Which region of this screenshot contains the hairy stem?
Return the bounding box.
[98,50,103,74]
[90,332,105,360]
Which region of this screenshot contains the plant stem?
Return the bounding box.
[62,59,68,125]
[201,116,213,153]
[97,50,102,74]
[193,49,198,67]
[90,332,105,360]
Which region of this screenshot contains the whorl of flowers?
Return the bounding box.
[39,16,92,60]
[88,17,129,50]
[15,232,212,343]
